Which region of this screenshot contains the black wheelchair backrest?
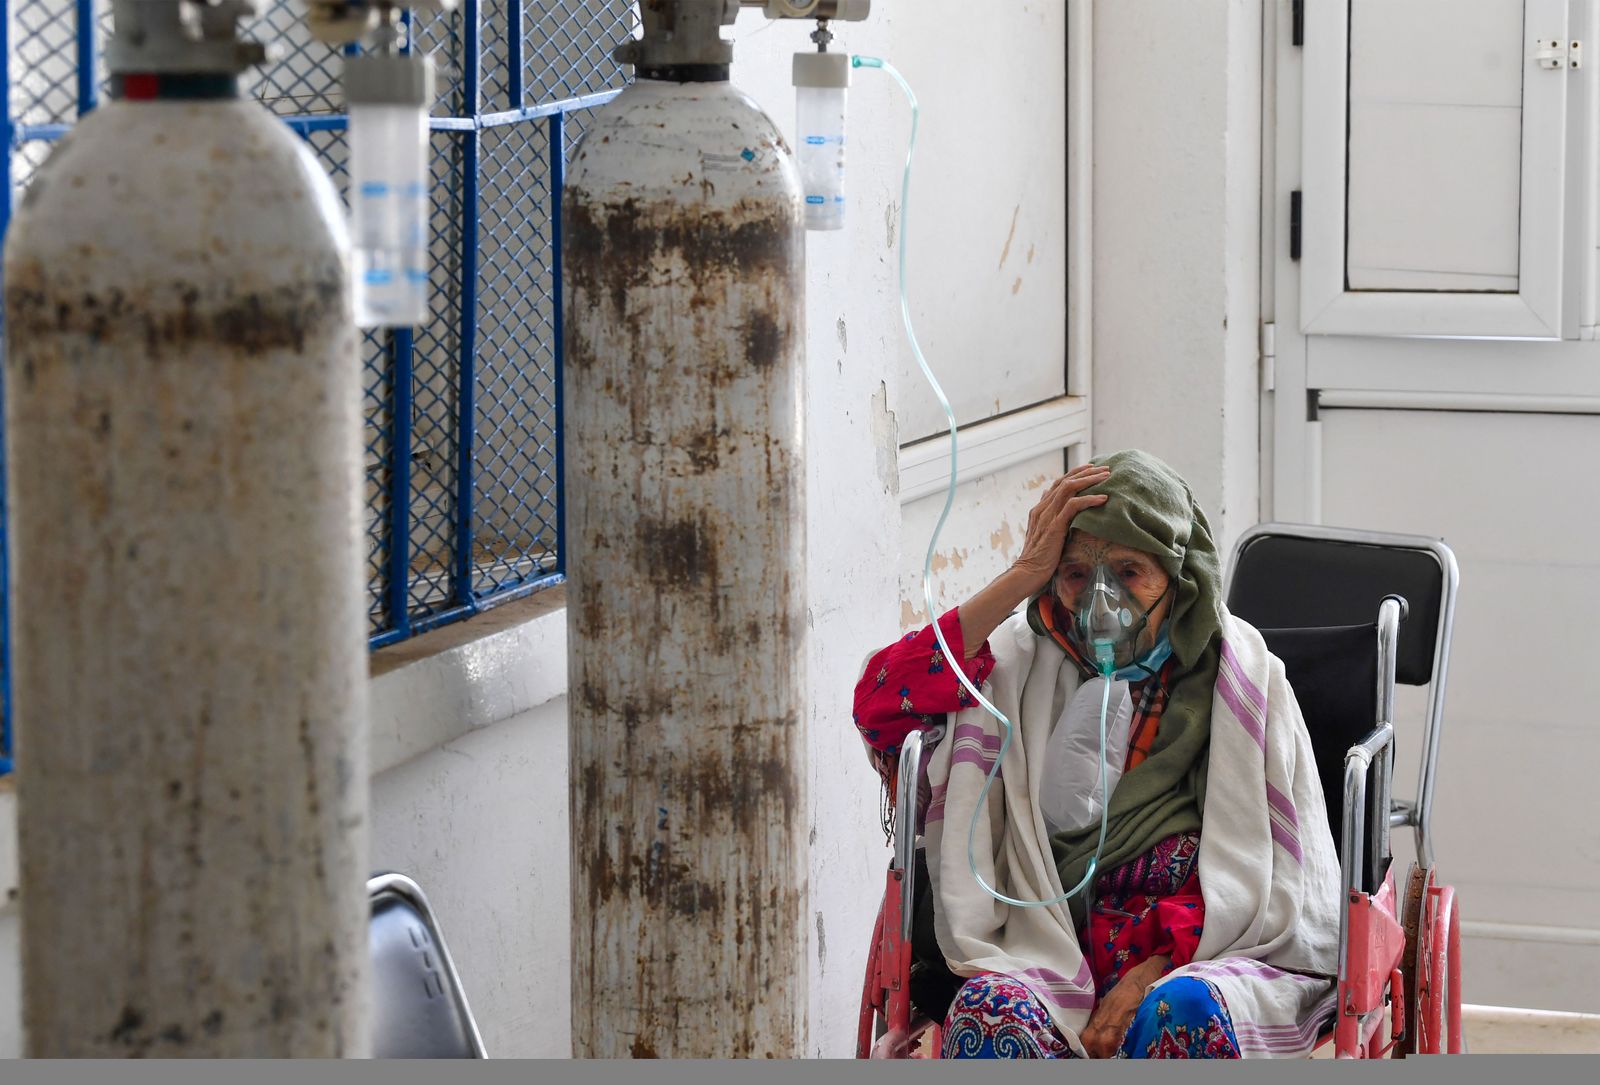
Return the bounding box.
[1227,533,1444,685]
[1255,623,1384,893]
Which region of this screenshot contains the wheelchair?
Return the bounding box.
[856,523,1463,1059]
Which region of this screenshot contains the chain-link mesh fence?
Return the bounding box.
[0,0,638,769]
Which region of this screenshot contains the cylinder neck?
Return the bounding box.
[110,72,241,100]
[616,0,739,82]
[635,64,731,84]
[105,0,266,82]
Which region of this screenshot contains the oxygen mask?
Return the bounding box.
[1077,564,1134,673]
[1063,563,1175,680]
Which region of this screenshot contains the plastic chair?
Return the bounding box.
[368,871,488,1058]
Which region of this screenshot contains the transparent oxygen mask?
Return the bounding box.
[1081,569,1132,672]
[1078,564,1135,675]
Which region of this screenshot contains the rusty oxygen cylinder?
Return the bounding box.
[561,0,810,1059]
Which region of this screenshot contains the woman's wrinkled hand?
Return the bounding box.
[1011,463,1111,598]
[1079,955,1169,1059]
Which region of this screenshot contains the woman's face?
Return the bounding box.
[1054,530,1174,652]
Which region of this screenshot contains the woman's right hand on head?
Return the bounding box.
[1010,463,1111,597]
[952,463,1111,662]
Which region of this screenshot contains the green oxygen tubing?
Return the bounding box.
[852,56,1112,910]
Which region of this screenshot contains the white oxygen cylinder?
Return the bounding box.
[562,72,809,1058]
[0,0,369,1057]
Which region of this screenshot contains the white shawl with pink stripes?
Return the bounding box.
[920,609,1342,1058]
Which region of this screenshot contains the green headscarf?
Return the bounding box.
[1037,449,1225,927]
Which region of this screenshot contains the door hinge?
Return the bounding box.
[1533,38,1582,69]
[1260,322,1277,393]
[1289,190,1302,261]
[1292,0,1304,47]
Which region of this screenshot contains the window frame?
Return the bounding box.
[1299,0,1572,339]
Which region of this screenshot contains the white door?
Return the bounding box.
[1268,0,1600,1012]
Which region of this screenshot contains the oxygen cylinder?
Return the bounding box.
[562,16,810,1058]
[1,3,369,1057]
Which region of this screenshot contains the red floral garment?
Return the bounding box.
[851,608,996,784]
[851,609,1208,996]
[1086,831,1205,997]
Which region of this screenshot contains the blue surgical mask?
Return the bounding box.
[1107,629,1173,683]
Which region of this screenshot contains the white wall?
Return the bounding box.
[370,699,572,1056]
[1090,0,1262,555]
[899,451,1073,631]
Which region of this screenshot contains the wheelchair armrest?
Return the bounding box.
[1337,720,1394,995]
[1343,594,1403,899]
[1340,723,1394,899]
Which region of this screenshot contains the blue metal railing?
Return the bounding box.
[0,0,637,771]
[0,0,11,778]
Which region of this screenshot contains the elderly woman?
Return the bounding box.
[853,450,1341,1059]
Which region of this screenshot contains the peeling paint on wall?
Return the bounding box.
[928,546,968,574]
[900,454,1064,627]
[871,383,900,498]
[815,911,827,974]
[990,519,1017,563]
[899,598,921,632]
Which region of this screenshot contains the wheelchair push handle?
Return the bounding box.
[893,728,926,942]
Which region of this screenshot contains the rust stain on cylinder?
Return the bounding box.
[563,82,809,1058]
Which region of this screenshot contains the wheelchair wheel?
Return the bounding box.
[1391,862,1428,1059]
[1416,882,1463,1054]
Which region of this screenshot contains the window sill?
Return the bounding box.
[0,589,570,905]
[369,586,568,775]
